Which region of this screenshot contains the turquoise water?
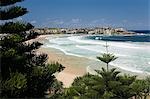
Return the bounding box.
[42,35,150,75]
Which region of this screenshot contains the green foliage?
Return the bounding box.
[102,91,114,99]
[3,72,27,90]
[50,79,63,93]
[145,76,150,94]
[31,62,64,77]
[131,80,145,98]
[111,75,136,98]
[131,77,150,99]
[0,22,34,33]
[97,53,118,64]
[3,48,17,56]
[46,62,65,73]
[96,68,122,98]
[25,63,65,98]
[0,6,28,20]
[62,68,139,99]
[62,53,149,99]
[0,0,65,98]
[96,68,120,81]
[2,72,27,97]
[9,34,23,42]
[61,74,105,98]
[0,0,23,6]
[119,74,136,85]
[97,53,117,71]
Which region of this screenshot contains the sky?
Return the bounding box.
[17,0,150,30]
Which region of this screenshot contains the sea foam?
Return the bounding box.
[43,35,150,75]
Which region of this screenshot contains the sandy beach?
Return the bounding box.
[31,34,88,87]
[32,34,149,88]
[38,47,88,87]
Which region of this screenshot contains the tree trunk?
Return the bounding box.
[144,94,147,99]
[107,63,108,71]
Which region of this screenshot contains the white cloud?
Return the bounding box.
[100,18,106,23]
[71,18,80,23]
[53,20,64,25]
[122,20,128,23]
[31,20,37,24]
[92,20,99,23]
[45,18,64,25]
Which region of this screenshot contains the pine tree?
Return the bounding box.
[0,0,64,98]
[97,41,117,71]
[97,53,117,71]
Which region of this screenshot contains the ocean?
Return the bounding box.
[42,31,150,75]
[129,30,150,34]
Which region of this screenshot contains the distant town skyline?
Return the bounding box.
[18,0,149,30]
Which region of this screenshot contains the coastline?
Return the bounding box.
[34,34,149,87]
[38,47,87,87]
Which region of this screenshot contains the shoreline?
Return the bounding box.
[34,34,149,87]
[38,47,87,87]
